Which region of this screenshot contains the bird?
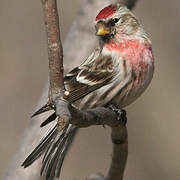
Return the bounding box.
[22,3,154,180]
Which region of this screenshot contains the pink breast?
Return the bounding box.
[105,40,153,71]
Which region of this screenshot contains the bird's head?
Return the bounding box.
[95,3,148,44]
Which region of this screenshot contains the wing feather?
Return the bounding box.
[64,52,114,103]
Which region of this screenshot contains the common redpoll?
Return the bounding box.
[22,3,154,180]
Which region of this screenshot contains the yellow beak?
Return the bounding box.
[96,26,110,36]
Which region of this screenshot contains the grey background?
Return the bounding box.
[0,0,180,179]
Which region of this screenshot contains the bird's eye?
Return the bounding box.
[113,18,120,23]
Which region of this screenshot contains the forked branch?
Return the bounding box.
[42,0,137,180]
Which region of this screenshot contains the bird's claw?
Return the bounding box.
[107,104,127,126]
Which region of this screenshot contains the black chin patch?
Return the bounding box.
[101,34,114,43]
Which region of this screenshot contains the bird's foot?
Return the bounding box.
[107,104,127,126]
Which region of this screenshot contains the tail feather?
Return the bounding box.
[56,128,77,178]
[45,134,68,180]
[21,125,58,168]
[42,140,53,164]
[42,126,77,180]
[40,132,66,175]
[40,112,57,127]
[22,123,78,180]
[31,104,52,118]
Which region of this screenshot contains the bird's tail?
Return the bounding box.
[22,109,77,180]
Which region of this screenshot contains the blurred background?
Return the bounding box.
[0,0,180,179]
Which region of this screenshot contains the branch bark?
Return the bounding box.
[41,0,71,132]
[42,0,64,102]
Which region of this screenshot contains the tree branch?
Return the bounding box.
[41,0,72,131]
[42,0,64,102]
[69,106,120,128]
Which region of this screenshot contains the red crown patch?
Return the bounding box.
[96,5,116,21]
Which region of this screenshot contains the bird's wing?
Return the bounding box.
[30,49,115,118]
[64,50,114,103]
